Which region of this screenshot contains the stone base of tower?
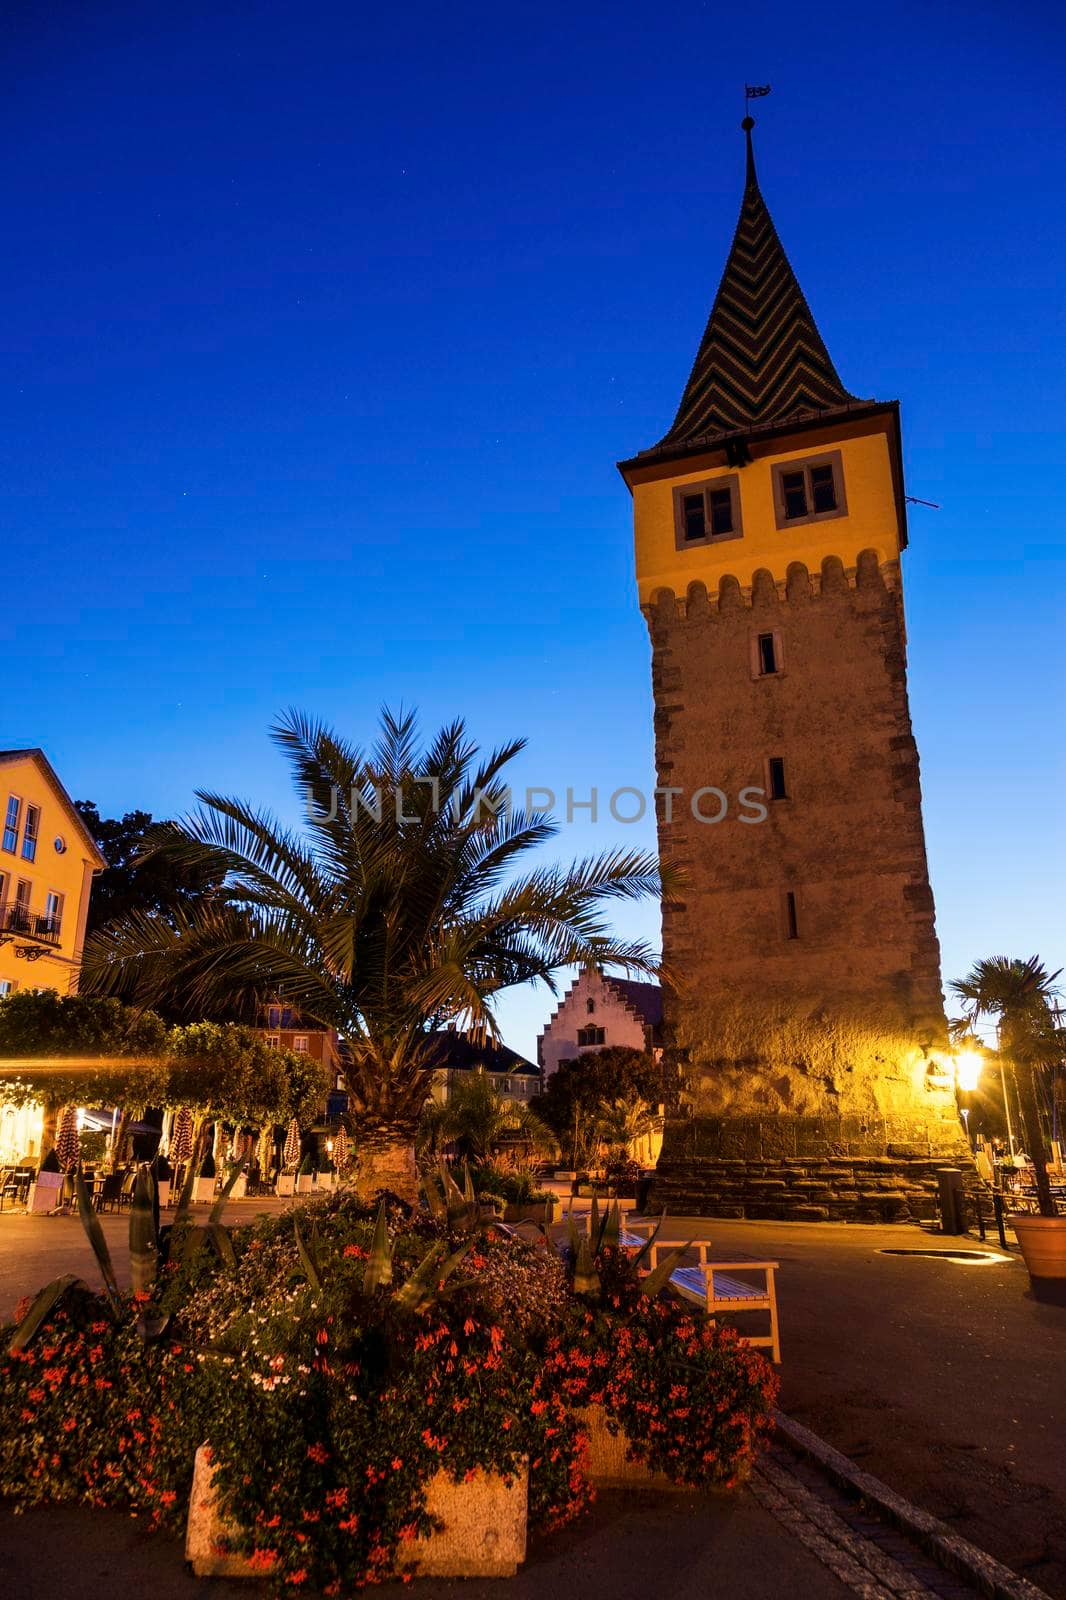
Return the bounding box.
[650,1116,978,1223]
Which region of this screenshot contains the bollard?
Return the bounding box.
[992,1190,1008,1250]
[936,1168,965,1235]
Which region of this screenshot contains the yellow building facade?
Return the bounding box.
[0,749,105,999]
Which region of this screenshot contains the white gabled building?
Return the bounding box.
[537,969,663,1080]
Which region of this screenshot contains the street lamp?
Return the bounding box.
[954,1049,983,1093]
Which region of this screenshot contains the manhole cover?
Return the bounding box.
[878,1247,1011,1264]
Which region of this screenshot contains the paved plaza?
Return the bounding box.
[1,1203,1063,1596]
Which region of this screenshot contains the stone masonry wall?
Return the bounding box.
[646,550,962,1184]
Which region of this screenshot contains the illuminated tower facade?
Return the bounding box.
[618,121,965,1219]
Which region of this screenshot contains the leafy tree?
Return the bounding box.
[951,957,1065,1217]
[80,708,665,1201]
[74,803,221,938]
[0,992,326,1158]
[533,1046,663,1167]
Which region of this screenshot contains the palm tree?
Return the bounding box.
[951,957,1065,1217]
[424,1070,557,1167]
[82,708,665,1201]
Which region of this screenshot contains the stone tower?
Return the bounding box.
[618,121,966,1220]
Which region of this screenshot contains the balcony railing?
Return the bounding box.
[0,903,62,946]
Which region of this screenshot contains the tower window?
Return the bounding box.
[756,632,779,675]
[577,1025,606,1047]
[785,890,800,940]
[673,475,742,550]
[772,452,846,529]
[586,997,596,1014]
[768,758,788,800]
[682,493,706,542]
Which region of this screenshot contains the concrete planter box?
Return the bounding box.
[576,1405,692,1490]
[296,1173,314,1194]
[227,1173,247,1200]
[156,1179,172,1208]
[502,1199,556,1225]
[194,1176,217,1205]
[28,1170,64,1213]
[575,1405,748,1492]
[186,1445,527,1579]
[275,1174,295,1197]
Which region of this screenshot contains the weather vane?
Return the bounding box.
[744,83,771,125]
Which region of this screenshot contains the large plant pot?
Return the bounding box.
[156,1180,172,1208]
[194,1176,217,1205]
[503,1200,556,1225]
[228,1173,247,1200]
[1011,1214,1066,1281]
[27,1170,65,1213]
[186,1445,527,1578]
[296,1173,314,1194]
[575,1405,747,1491]
[275,1173,295,1197]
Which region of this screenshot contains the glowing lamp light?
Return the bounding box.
[954,1049,983,1093]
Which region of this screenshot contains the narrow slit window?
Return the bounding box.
[768,758,788,800]
[785,891,800,940]
[682,493,706,542]
[757,633,778,675]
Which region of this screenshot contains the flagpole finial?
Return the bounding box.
[741,115,757,187]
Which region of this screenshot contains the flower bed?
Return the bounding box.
[0,1192,777,1590]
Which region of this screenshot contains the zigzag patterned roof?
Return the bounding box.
[649,122,857,457]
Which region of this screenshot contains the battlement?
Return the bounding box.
[642,549,899,629]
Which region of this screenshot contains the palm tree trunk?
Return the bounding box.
[1015,1064,1056,1217]
[350,1124,420,1205]
[39,1099,59,1161]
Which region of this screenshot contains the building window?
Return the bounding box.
[0,871,6,908]
[784,890,800,940]
[768,758,788,800]
[14,880,31,926]
[756,632,779,676]
[672,475,742,550]
[267,1006,281,1028]
[586,997,596,1014]
[293,1035,309,1053]
[44,891,64,935]
[2,796,21,854]
[266,1034,280,1049]
[281,1007,293,1026]
[577,1025,606,1047]
[772,452,846,529]
[21,805,40,863]
[0,979,16,997]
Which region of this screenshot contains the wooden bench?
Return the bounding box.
[622,1226,781,1363]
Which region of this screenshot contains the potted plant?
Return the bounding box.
[194,1150,218,1205]
[28,1147,65,1213]
[953,956,1066,1287]
[296,1153,315,1194]
[154,1152,173,1208]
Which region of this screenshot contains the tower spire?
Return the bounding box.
[642,116,857,459]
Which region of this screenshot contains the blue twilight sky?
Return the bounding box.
[2,1,1064,1058]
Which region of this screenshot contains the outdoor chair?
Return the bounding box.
[117,1168,138,1209]
[94,1172,124,1213]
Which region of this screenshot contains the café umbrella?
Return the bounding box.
[54,1106,80,1172]
[283,1118,301,1170]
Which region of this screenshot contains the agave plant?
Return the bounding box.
[292,1197,473,1318]
[564,1196,692,1305]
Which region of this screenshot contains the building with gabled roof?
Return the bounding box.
[537,969,663,1080]
[0,749,105,1000]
